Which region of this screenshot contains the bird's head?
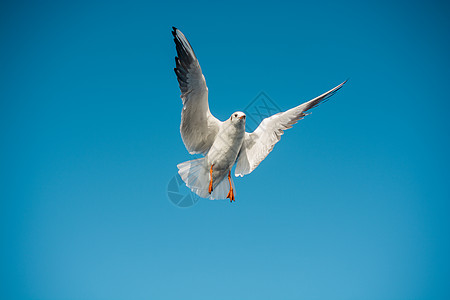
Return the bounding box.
[230,111,246,124]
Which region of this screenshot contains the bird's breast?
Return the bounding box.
[207,124,245,171]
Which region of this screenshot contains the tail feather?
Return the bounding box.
[211,174,235,200]
[177,158,235,200]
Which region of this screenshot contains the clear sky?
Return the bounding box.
[1,0,449,299]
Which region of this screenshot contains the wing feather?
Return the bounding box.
[235,80,347,177]
[172,27,221,154]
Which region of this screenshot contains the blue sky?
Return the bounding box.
[1,0,449,299]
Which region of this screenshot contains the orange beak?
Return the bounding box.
[239,115,245,120]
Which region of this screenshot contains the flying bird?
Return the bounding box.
[172,27,346,202]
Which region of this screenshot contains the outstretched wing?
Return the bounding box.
[172,27,221,155]
[235,80,347,177]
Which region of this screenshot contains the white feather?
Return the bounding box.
[173,27,347,200]
[173,28,221,155]
[177,157,235,200]
[235,80,347,177]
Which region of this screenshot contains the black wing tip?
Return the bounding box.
[172,27,197,65]
[329,79,348,95]
[306,79,348,110]
[171,26,179,37]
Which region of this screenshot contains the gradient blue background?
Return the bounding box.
[1,0,449,299]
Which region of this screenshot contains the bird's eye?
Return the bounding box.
[234,114,237,117]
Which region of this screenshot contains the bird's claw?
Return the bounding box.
[227,188,235,202]
[226,170,235,202]
[208,164,214,194]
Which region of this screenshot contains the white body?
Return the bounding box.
[206,116,245,187]
[172,27,346,200]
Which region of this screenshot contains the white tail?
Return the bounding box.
[177,158,235,200]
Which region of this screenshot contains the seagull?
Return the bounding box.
[172,27,346,202]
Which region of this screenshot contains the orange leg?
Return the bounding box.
[226,170,235,202]
[208,164,214,194]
